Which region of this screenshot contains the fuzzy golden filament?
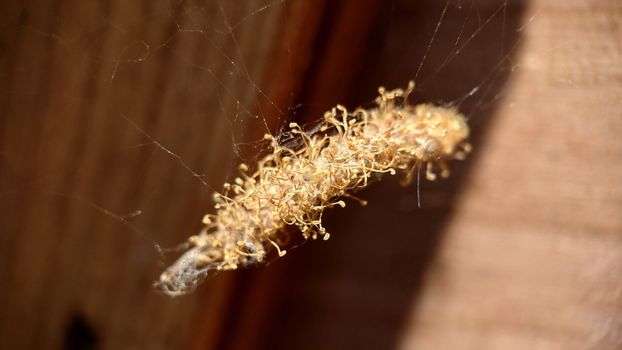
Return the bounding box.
[156,82,470,296]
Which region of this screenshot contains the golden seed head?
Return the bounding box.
[156,83,470,296]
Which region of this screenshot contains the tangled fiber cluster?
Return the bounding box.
[157,82,470,296]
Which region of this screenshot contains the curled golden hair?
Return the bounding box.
[157,82,471,296]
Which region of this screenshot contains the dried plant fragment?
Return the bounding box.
[156,82,471,296]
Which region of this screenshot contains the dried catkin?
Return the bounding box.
[156,82,471,296]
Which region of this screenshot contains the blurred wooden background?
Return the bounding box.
[1,0,621,349]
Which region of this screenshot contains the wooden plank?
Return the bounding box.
[397,1,622,348]
[0,1,298,349]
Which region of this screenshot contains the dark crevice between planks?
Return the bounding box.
[63,313,100,350]
[203,1,387,350]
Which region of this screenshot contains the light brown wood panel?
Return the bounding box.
[397,1,622,348]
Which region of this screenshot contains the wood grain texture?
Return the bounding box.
[397,1,622,348]
[1,0,621,349]
[0,1,299,349]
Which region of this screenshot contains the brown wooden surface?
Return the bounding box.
[0,1,302,349]
[1,0,621,349]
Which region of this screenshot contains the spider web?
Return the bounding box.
[1,0,533,278]
[5,1,621,349]
[0,1,560,349]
